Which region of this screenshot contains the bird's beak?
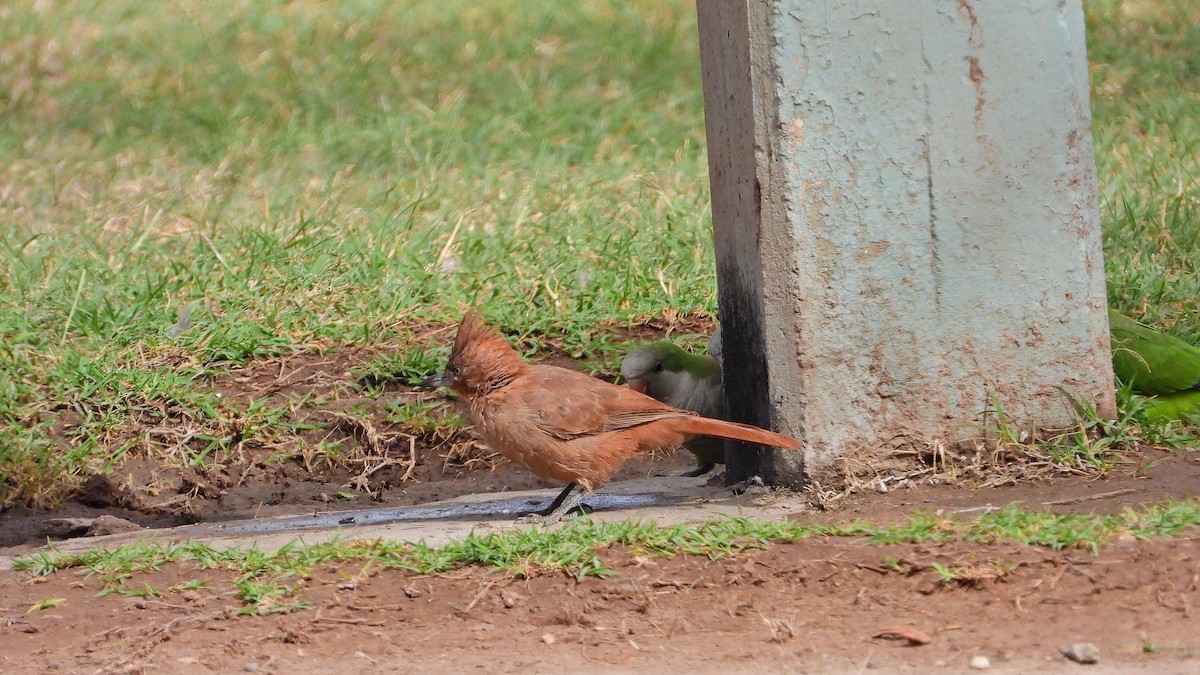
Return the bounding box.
[417,372,452,390]
[626,378,649,394]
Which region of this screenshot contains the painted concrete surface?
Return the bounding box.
[0,477,808,572]
[698,0,1113,474]
[697,0,808,487]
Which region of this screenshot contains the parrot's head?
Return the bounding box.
[620,341,718,399]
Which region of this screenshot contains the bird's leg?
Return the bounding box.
[516,483,592,525]
[536,488,590,524]
[675,461,716,478]
[539,482,577,516]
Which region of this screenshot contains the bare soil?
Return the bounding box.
[1,330,1199,672]
[1,452,1198,673]
[2,508,1198,673]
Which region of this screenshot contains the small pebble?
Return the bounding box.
[500,590,519,609]
[970,655,990,670]
[244,662,260,672]
[403,587,422,598]
[1059,642,1100,664]
[541,632,556,645]
[181,591,202,602]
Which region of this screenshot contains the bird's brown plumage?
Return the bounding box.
[422,311,800,521]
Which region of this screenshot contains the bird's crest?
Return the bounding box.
[452,310,518,360]
[446,309,525,394]
[453,310,495,356]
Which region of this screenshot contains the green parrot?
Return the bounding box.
[1108,309,1200,423]
[620,340,726,476]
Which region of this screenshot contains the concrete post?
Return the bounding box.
[696,0,1114,482]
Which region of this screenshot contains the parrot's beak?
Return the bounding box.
[626,378,649,394]
[417,372,452,390]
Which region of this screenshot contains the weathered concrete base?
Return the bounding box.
[0,477,808,572]
[698,0,1114,478]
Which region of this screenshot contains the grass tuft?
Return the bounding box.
[14,499,1200,611]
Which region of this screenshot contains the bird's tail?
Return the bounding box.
[668,416,800,450]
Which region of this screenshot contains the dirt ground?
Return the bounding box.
[1,511,1197,674]
[0,451,1198,673]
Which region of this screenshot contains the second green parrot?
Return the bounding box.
[620,340,725,476]
[1109,308,1200,422]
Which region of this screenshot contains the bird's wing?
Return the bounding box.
[601,408,697,432]
[1143,390,1200,423]
[1110,311,1200,393]
[519,366,692,440]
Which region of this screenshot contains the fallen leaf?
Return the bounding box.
[873,624,932,645]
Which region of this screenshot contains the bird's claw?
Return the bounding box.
[705,471,729,486]
[654,463,716,478]
[516,502,592,526]
[675,463,717,478]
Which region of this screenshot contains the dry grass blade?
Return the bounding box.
[329,413,418,492]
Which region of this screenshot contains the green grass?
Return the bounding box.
[14,499,1200,612]
[1089,0,1200,330]
[0,0,716,506]
[0,0,1198,506]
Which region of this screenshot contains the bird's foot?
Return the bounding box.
[516,486,591,525]
[515,503,592,525]
[675,462,717,478]
[704,471,729,486]
[654,462,717,478]
[730,475,769,497]
[515,512,551,525]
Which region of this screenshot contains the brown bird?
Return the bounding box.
[419,311,801,524]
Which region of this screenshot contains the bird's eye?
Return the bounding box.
[450,364,462,376]
[652,361,663,373]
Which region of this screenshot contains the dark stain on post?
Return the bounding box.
[699,0,805,489]
[715,273,777,484]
